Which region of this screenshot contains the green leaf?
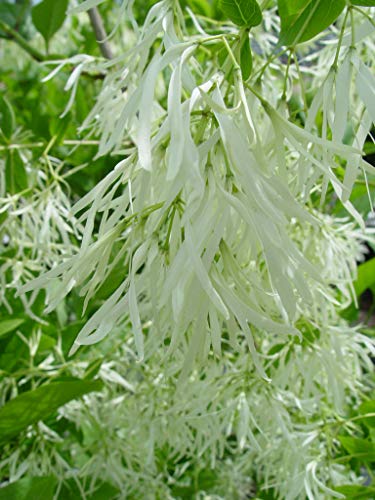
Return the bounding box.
[354,257,375,297]
[185,0,213,17]
[338,436,375,461]
[219,0,262,27]
[84,357,103,379]
[59,480,119,500]
[339,302,359,322]
[240,35,253,80]
[0,476,57,500]
[37,334,56,354]
[267,343,285,355]
[49,112,71,145]
[334,485,375,499]
[278,0,310,19]
[351,1,375,6]
[358,400,375,428]
[0,3,21,32]
[0,319,25,338]
[5,150,28,195]
[0,335,28,373]
[0,95,15,139]
[31,0,69,48]
[360,327,375,337]
[278,0,346,46]
[0,379,103,444]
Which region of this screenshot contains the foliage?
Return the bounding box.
[0,0,375,498]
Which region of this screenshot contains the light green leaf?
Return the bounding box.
[0,379,103,444]
[83,357,103,379]
[0,319,24,338]
[219,0,262,27]
[354,257,375,297]
[186,0,213,17]
[334,485,375,499]
[278,0,310,19]
[31,0,69,48]
[59,479,119,500]
[0,476,57,500]
[358,400,375,427]
[278,0,346,46]
[339,436,375,460]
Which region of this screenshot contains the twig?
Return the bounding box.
[88,7,114,60]
[0,19,47,62]
[0,20,106,80]
[0,140,101,151]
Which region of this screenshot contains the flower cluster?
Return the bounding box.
[3,0,374,498]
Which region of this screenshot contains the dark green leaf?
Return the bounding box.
[0,95,15,139]
[5,150,28,194]
[31,0,69,48]
[0,379,103,444]
[219,0,262,27]
[0,335,28,373]
[354,257,375,297]
[0,319,25,338]
[351,1,375,6]
[0,476,57,500]
[278,0,346,46]
[240,35,252,80]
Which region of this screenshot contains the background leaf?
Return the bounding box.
[0,379,103,444]
[334,485,375,499]
[59,480,119,500]
[339,436,375,461]
[5,150,28,194]
[0,319,25,338]
[240,34,253,80]
[31,0,69,48]
[219,0,262,27]
[351,1,375,6]
[278,0,346,46]
[0,95,15,139]
[354,257,375,297]
[358,400,375,428]
[0,476,57,500]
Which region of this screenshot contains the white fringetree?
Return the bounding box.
[1,0,375,498]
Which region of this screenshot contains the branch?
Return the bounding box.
[0,20,106,80]
[0,19,47,62]
[88,7,114,60]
